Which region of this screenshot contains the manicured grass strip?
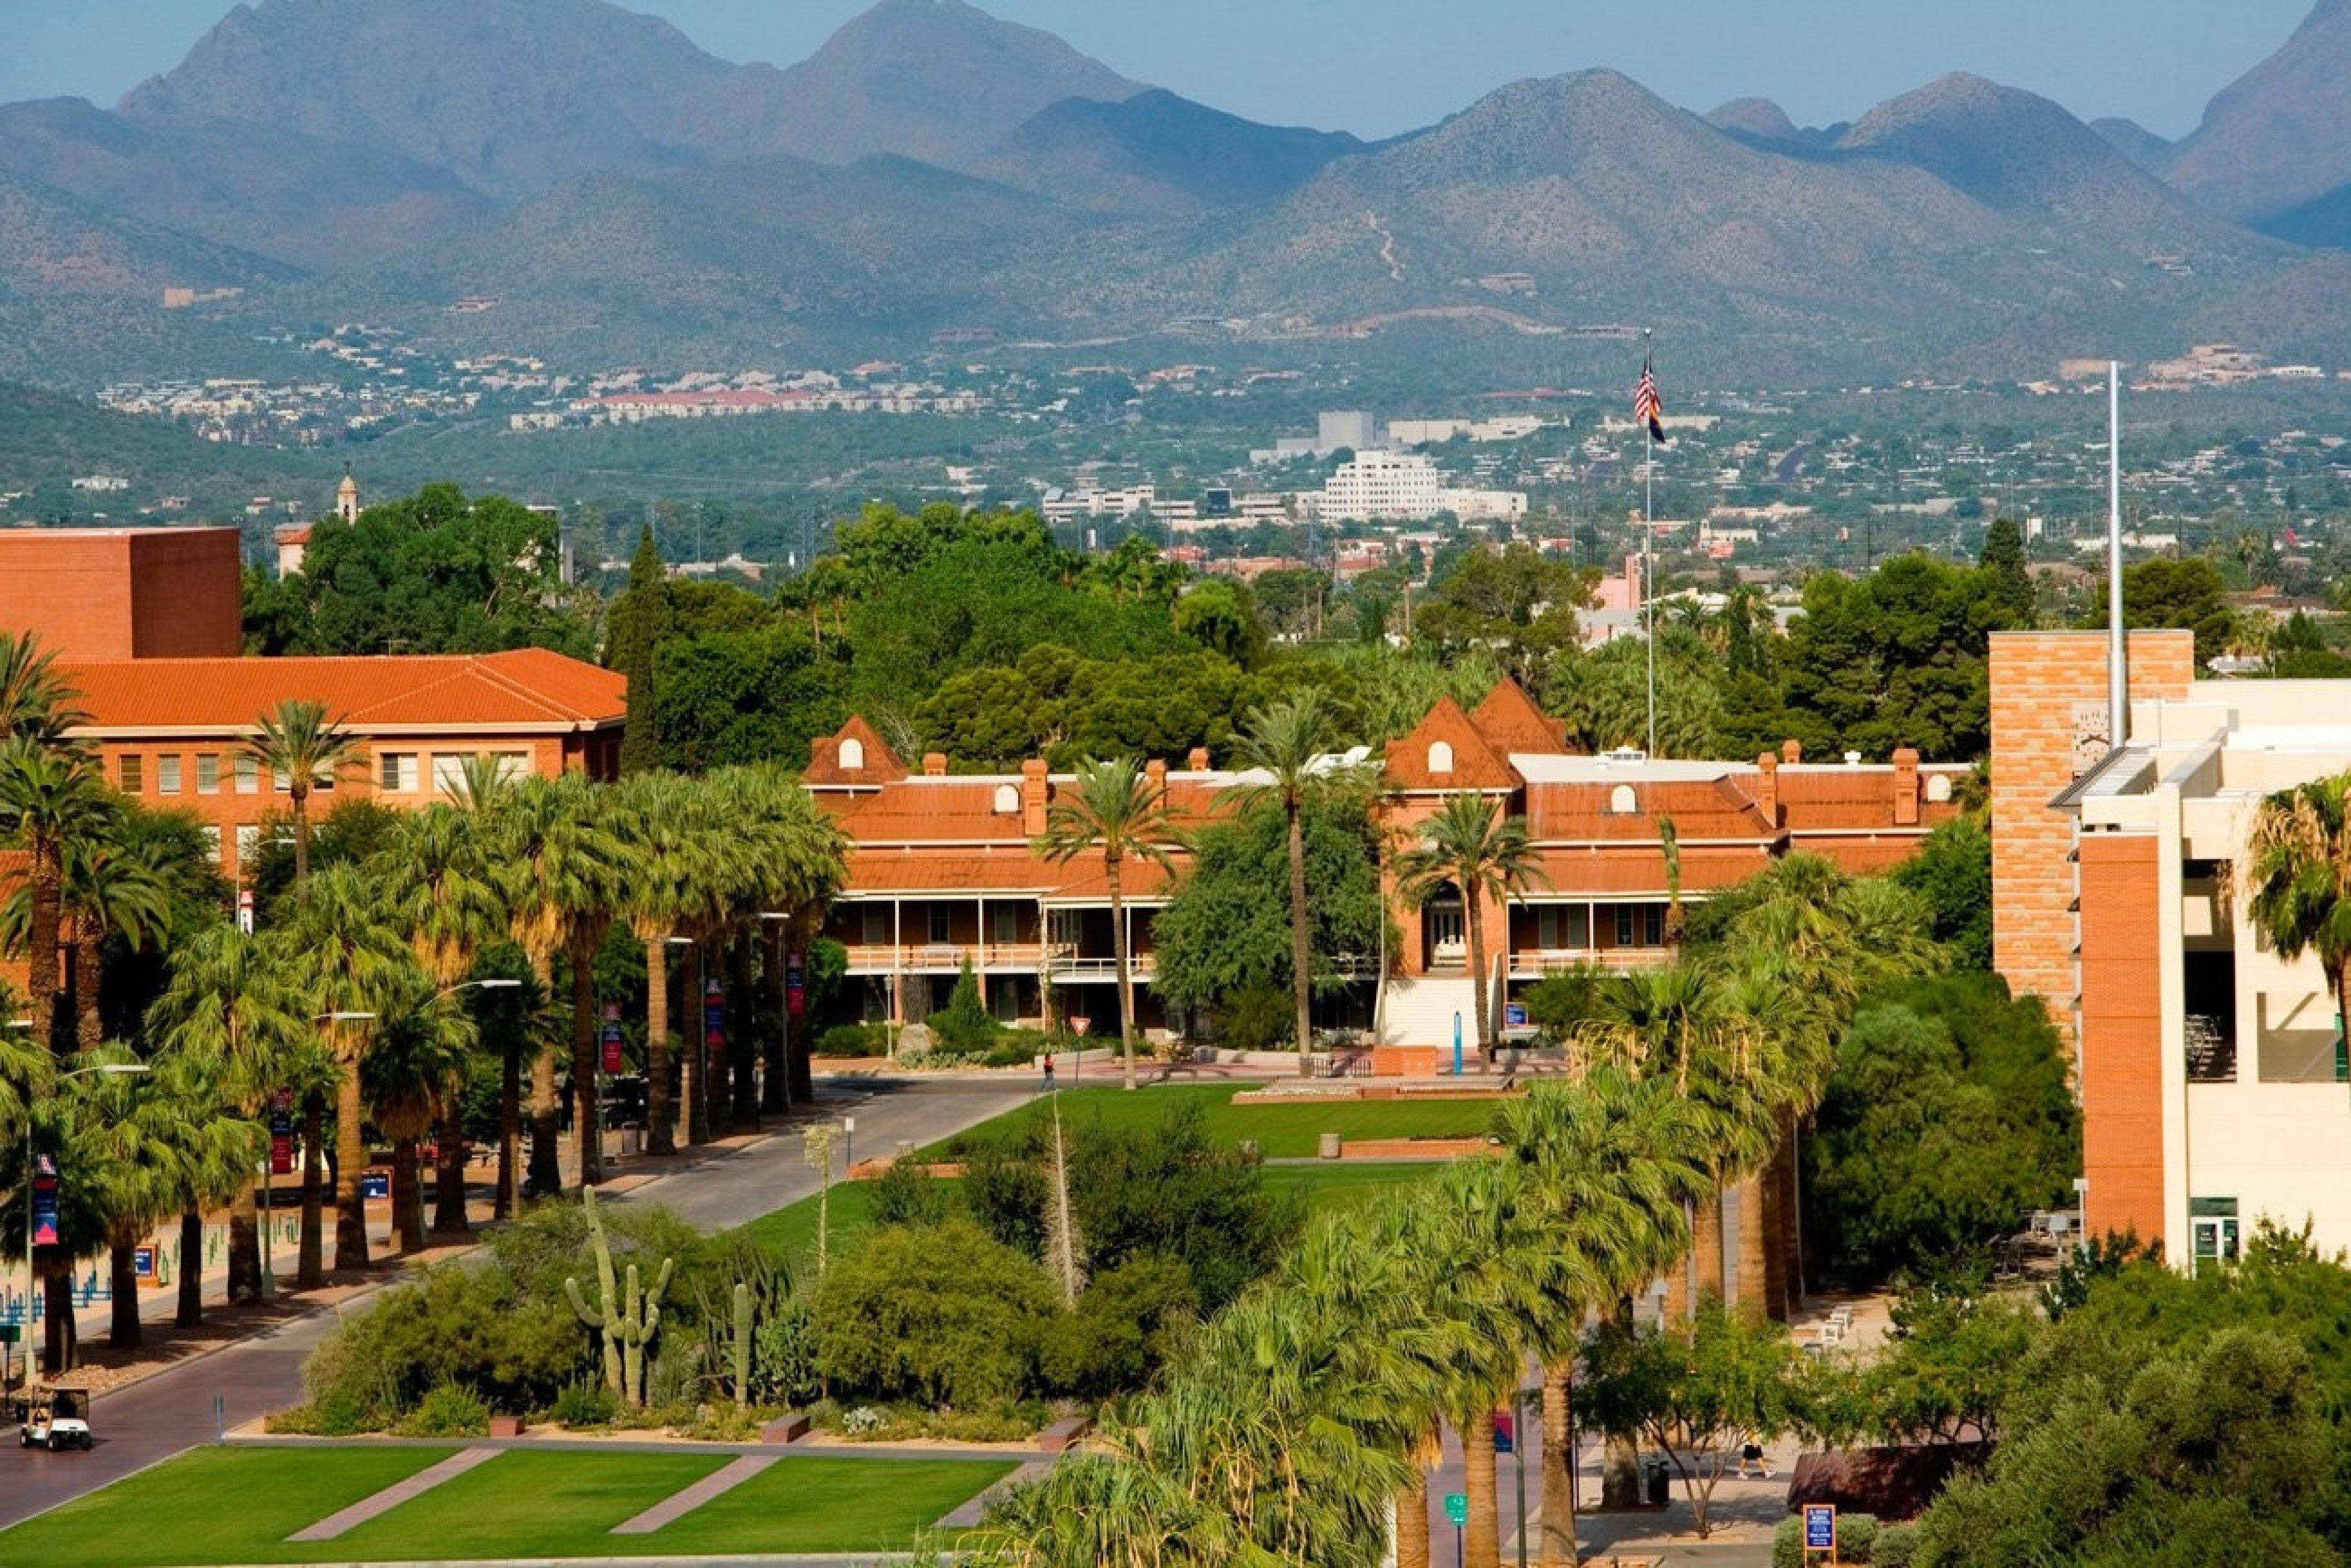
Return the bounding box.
[928,1083,1502,1160]
[612,1454,776,1534]
[290,1445,500,1540]
[735,1173,883,1259]
[0,1446,456,1567]
[1261,1161,1445,1211]
[647,1456,1017,1555]
[332,1449,725,1559]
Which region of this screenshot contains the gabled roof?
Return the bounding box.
[804,716,907,787]
[58,648,624,733]
[1469,678,1569,755]
[1523,777,1777,842]
[1385,695,1517,791]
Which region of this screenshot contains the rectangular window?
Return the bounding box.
[432,753,474,793]
[196,754,220,795]
[1614,906,1665,948]
[495,750,530,783]
[928,906,953,944]
[234,754,259,795]
[156,754,182,794]
[272,765,291,794]
[860,906,890,946]
[380,752,419,792]
[201,825,223,865]
[1534,906,1590,951]
[991,904,1021,945]
[235,824,261,871]
[118,754,144,792]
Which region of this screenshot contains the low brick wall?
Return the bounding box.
[1338,1137,1498,1161]
[846,1158,964,1181]
[1371,1045,1441,1077]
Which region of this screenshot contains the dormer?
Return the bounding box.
[1428,740,1455,775]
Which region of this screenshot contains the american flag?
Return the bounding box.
[1633,350,1667,443]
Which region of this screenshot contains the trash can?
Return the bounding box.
[1318,1132,1343,1161]
[1643,1458,1671,1506]
[619,1125,642,1157]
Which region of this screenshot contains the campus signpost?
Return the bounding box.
[1804,1502,1839,1563]
[1444,1491,1468,1568]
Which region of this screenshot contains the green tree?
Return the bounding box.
[2083,556,2235,668]
[609,525,671,777]
[1889,814,1993,969]
[1976,516,2033,625]
[1223,691,1368,1075]
[0,629,87,743]
[0,734,113,1048]
[2242,773,2351,1067]
[1035,758,1177,1091]
[1394,794,1547,1057]
[652,622,846,774]
[809,1219,1056,1408]
[242,698,361,885]
[1172,579,1267,667]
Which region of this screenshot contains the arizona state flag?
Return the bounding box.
[1633,351,1667,443]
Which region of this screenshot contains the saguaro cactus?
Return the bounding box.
[564,1187,675,1408]
[732,1281,753,1409]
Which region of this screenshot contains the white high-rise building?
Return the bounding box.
[1319,449,1527,523]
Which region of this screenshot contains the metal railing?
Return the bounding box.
[1505,947,1674,978]
[838,942,1051,972]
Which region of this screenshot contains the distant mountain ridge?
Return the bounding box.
[2165,0,2351,223]
[0,0,2346,384]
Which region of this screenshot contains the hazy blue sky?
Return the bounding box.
[0,0,2317,141]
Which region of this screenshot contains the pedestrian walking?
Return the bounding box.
[1041,1052,1056,1092]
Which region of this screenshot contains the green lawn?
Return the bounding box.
[0,1447,1012,1565]
[926,1082,1501,1160]
[738,1160,1441,1261]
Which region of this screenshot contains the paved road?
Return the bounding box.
[0,1076,1033,1532]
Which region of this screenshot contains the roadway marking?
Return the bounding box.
[285,1446,501,1541]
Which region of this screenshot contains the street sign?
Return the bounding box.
[133,1246,157,1280]
[1804,1503,1837,1552]
[1504,1001,1529,1030]
[1069,1016,1090,1036]
[1443,1493,1468,1528]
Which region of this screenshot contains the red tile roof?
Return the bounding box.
[1524,778,1775,842]
[1385,695,1516,790]
[1469,679,1569,755]
[804,716,907,787]
[1524,844,1782,895]
[58,649,624,732]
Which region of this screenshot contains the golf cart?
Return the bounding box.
[13,1385,93,1450]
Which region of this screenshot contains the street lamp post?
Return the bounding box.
[21,1059,149,1382]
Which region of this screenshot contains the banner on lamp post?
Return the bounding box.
[601,1003,624,1073]
[786,951,806,1018]
[269,1089,295,1176]
[31,1154,59,1248]
[704,978,724,1047]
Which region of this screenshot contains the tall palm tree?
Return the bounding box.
[141,1047,260,1330]
[282,864,414,1271]
[145,921,310,1301]
[1395,793,1548,1061]
[242,698,358,885]
[1659,816,1687,948]
[54,825,173,1052]
[375,805,505,1235]
[0,630,87,743]
[0,734,113,1046]
[440,752,533,1214]
[1496,1073,1711,1568]
[2243,773,2351,1075]
[616,772,703,1153]
[1228,691,1368,1076]
[491,773,634,1189]
[1035,757,1177,1091]
[362,978,476,1254]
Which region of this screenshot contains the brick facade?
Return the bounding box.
[2077,834,2167,1245]
[1989,629,2195,1052]
[0,527,242,659]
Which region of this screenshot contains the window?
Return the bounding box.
[156,754,182,795]
[1614,905,1666,948]
[201,825,223,865]
[1925,774,1952,803]
[928,906,952,944]
[494,751,529,783]
[860,906,889,945]
[313,762,336,793]
[272,766,291,794]
[839,737,866,770]
[1609,784,1638,815]
[1427,740,1454,775]
[234,754,259,795]
[993,783,1019,815]
[118,754,144,792]
[991,904,1021,945]
[432,753,474,793]
[1535,906,1590,951]
[196,754,220,795]
[236,824,261,870]
[380,752,420,792]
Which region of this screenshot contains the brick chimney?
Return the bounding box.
[1145,758,1168,792]
[1892,746,1921,827]
[1781,738,1802,765]
[1188,746,1210,771]
[1753,751,1779,828]
[1021,757,1049,835]
[922,751,947,776]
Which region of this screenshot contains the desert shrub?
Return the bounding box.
[268,1385,378,1436]
[871,1160,959,1228]
[301,1261,585,1427]
[1068,1100,1302,1312]
[964,1140,1048,1259]
[809,1220,1054,1408]
[1871,1522,1919,1568]
[1041,1253,1199,1398]
[549,1380,619,1427]
[1212,983,1293,1051]
[818,1022,889,1057]
[396,1383,492,1438]
[754,1292,822,1407]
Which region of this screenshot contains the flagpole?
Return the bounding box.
[1643,330,1657,757]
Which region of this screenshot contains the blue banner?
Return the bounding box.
[31,1155,58,1248]
[704,979,724,1046]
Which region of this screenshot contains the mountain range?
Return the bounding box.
[4,0,2351,386]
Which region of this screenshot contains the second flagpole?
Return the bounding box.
[1644,330,1656,757]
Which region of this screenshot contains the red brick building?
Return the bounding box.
[0,526,243,659]
[807,680,1969,1057]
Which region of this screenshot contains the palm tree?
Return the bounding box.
[362,979,476,1254]
[375,805,505,1234]
[54,825,173,1052]
[1395,793,1548,1062]
[2243,774,2351,1076]
[491,773,634,1189]
[616,772,703,1152]
[140,1047,260,1330]
[1496,1073,1711,1567]
[1228,691,1367,1076]
[438,752,534,1214]
[282,864,414,1271]
[1659,816,1687,948]
[145,921,310,1301]
[1035,758,1177,1091]
[0,734,113,1046]
[0,630,86,743]
[242,698,358,885]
